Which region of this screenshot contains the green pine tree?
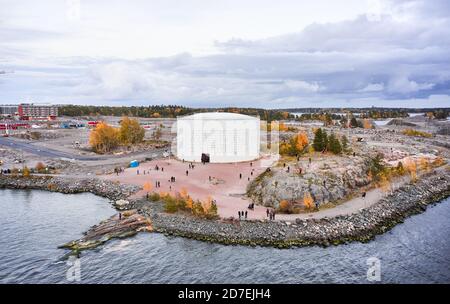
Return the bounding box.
[341,135,349,152]
[327,133,342,154]
[313,128,324,152]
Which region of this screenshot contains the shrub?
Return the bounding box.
[396,161,405,175]
[432,157,446,167]
[22,166,30,177]
[206,200,218,219]
[11,167,19,177]
[148,192,161,201]
[279,200,293,213]
[192,200,205,216]
[404,158,417,182]
[35,162,46,173]
[402,128,432,138]
[163,195,178,213]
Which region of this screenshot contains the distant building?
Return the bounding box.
[0,105,19,117]
[18,103,58,120]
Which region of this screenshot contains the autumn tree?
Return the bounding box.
[363,119,373,129]
[303,192,314,210]
[295,132,309,152]
[118,116,145,144]
[279,200,292,213]
[89,122,120,153]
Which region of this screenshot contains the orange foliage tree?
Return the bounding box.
[279,200,291,213]
[89,122,120,153]
[404,159,417,182]
[303,192,314,209]
[363,119,372,129]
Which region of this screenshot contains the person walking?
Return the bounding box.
[362,192,366,199]
[186,170,189,176]
[266,208,270,218]
[238,211,241,220]
[137,169,140,175]
[119,213,122,221]
[239,173,242,179]
[245,211,248,219]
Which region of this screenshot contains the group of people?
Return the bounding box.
[266,208,276,220]
[113,167,124,176]
[154,165,164,172]
[238,210,248,220]
[247,202,255,210]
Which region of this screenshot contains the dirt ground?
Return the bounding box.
[101,156,280,220]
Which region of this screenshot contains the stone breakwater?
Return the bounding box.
[141,169,450,248]
[1,170,449,249]
[0,175,141,202]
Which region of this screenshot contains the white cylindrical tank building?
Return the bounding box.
[176,112,260,163]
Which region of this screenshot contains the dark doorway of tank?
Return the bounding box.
[201,153,210,164]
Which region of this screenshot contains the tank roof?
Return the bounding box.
[177,112,259,120]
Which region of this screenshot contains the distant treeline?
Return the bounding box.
[59,105,449,121]
[59,105,295,121]
[285,107,449,119]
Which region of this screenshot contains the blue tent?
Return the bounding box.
[129,160,139,168]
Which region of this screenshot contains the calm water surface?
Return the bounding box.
[1,189,449,283]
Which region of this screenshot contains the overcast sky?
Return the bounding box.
[1,0,449,108]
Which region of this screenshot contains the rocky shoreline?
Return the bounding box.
[141,169,450,248]
[1,170,449,249]
[0,175,141,202]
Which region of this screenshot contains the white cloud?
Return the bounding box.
[388,75,435,94]
[359,83,384,92]
[1,0,450,108]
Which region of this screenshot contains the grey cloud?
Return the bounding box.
[1,0,450,107]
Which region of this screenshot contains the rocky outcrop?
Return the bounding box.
[60,211,152,254]
[247,156,371,208]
